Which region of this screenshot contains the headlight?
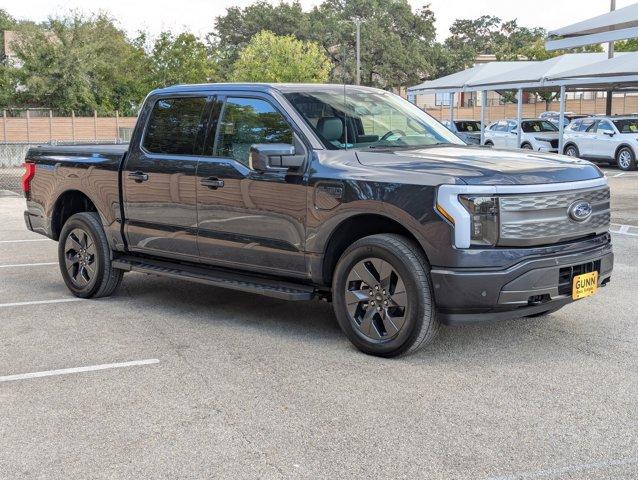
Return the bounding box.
[458,195,500,246]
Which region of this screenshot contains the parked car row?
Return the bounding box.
[440,113,638,170]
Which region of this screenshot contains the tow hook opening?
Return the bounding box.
[527,294,551,306]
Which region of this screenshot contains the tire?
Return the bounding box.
[484,141,494,147]
[332,234,439,357]
[616,146,637,171]
[525,305,564,318]
[521,143,533,150]
[58,212,123,298]
[564,144,579,158]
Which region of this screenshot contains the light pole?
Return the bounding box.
[354,18,362,85]
[605,0,616,115]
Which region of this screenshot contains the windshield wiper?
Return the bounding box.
[367,142,450,150]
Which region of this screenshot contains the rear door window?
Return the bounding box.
[144,97,208,155]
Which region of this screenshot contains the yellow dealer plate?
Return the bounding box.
[572,271,598,300]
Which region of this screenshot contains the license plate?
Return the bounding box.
[572,271,598,300]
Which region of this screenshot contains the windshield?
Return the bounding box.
[613,119,638,133]
[454,121,481,132]
[520,120,558,133]
[283,88,464,150]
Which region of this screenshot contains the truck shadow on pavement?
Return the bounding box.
[107,272,602,363]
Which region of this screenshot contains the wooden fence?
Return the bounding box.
[0,110,138,143]
[425,96,638,123]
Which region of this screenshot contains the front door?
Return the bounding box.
[577,119,598,157]
[592,119,617,159]
[196,95,308,277]
[122,95,210,259]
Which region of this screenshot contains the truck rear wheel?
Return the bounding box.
[332,234,440,357]
[58,212,123,298]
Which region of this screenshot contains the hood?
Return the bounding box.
[355,145,603,185]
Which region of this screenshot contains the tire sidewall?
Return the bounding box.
[565,145,578,157]
[58,213,106,298]
[617,147,636,171]
[332,242,430,356]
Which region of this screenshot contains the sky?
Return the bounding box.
[0,0,635,42]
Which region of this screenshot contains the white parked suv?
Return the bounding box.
[563,116,638,171]
[441,119,482,144]
[483,118,559,152]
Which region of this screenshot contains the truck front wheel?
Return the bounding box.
[58,212,123,298]
[332,234,440,357]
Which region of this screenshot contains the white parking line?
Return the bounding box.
[0,298,82,308]
[0,238,51,243]
[0,262,57,268]
[0,359,160,383]
[610,223,638,237]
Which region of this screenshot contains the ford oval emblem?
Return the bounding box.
[568,200,592,222]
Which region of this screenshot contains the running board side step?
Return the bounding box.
[112,256,316,301]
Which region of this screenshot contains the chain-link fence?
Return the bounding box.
[0,139,130,194]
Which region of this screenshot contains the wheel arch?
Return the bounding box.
[320,213,430,286]
[563,142,578,154]
[614,143,636,159]
[50,189,99,240]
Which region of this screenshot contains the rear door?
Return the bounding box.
[195,93,308,277]
[122,94,211,258]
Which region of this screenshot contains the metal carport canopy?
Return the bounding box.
[545,51,638,87]
[463,53,611,92]
[546,2,638,50]
[407,61,535,146]
[407,61,533,94]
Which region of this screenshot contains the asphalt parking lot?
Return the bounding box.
[0,166,637,480]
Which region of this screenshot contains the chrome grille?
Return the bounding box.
[498,186,610,246]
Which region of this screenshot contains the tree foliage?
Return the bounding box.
[0,4,619,113]
[231,30,330,83]
[616,38,638,52]
[150,32,218,88]
[212,0,438,88]
[11,13,150,114]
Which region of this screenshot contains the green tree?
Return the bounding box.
[150,32,218,87]
[211,0,309,74]
[11,13,151,115]
[616,38,638,51]
[213,0,438,88]
[231,30,330,83]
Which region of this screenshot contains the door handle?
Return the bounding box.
[128,171,149,183]
[201,177,224,189]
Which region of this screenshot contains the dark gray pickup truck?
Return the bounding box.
[22,83,613,357]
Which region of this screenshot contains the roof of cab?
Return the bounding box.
[150,82,387,96]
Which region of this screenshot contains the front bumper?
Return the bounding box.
[431,235,613,324]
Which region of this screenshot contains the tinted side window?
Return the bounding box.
[144,97,208,155]
[597,120,614,134]
[218,97,293,166]
[569,120,582,131]
[580,120,596,132]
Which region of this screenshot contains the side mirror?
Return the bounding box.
[249,143,304,172]
[510,130,518,135]
[603,131,615,137]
